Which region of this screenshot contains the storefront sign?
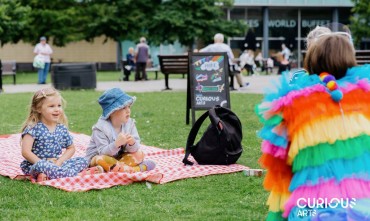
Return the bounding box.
[302,19,331,28]
[245,19,331,28]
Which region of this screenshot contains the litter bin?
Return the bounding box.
[51,63,96,90]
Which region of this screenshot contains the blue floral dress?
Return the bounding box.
[20,122,88,179]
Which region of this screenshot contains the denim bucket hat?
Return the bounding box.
[98,88,136,119]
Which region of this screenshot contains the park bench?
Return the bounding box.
[355,50,370,65]
[121,60,160,81]
[158,55,188,90]
[0,60,16,85]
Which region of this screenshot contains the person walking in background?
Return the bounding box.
[200,33,249,90]
[135,37,149,81]
[279,43,291,72]
[34,36,53,84]
[239,49,256,75]
[243,29,256,51]
[280,43,291,61]
[274,52,290,75]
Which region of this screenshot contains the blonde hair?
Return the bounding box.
[306,26,331,49]
[21,87,68,132]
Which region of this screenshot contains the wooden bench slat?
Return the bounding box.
[161,70,188,74]
[0,60,16,85]
[355,50,370,65]
[160,63,188,66]
[161,62,188,65]
[158,55,189,90]
[357,61,370,64]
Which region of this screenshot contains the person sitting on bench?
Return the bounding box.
[123,47,136,81]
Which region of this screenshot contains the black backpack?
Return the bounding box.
[183,106,243,165]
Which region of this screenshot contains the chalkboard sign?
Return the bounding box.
[187,52,231,124]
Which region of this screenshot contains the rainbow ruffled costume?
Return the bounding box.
[256,65,370,220]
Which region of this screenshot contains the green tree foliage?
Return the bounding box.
[80,0,160,43]
[78,0,161,61]
[19,0,84,46]
[148,0,246,49]
[350,0,370,46]
[0,0,30,45]
[2,0,246,50]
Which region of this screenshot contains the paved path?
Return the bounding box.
[2,75,280,94]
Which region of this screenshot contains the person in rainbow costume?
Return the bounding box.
[256,31,370,220]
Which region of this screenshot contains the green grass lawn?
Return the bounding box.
[0,91,268,221]
[1,71,183,85]
[2,69,256,85]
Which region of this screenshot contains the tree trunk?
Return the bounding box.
[116,40,123,70]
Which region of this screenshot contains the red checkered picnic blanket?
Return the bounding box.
[0,133,249,192]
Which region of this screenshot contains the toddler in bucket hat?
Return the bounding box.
[85,88,156,173]
[98,88,136,119]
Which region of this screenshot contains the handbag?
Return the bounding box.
[33,55,45,69]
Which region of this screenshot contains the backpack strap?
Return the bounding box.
[209,107,223,133]
[183,110,210,165]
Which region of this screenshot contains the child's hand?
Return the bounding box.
[47,158,58,165]
[126,134,136,146]
[47,158,63,167]
[115,133,128,147]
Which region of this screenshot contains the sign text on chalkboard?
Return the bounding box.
[187,52,231,124]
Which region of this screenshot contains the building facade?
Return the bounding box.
[0,36,118,71]
[226,0,354,67]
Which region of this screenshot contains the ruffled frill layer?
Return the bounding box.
[262,140,287,160]
[283,178,370,217]
[266,211,287,221]
[290,151,370,191]
[269,65,370,114]
[289,201,370,221]
[259,125,288,148]
[257,76,370,166]
[288,113,370,164]
[283,87,370,138]
[292,135,370,172]
[267,191,291,212]
[289,206,347,221]
[258,65,370,127]
[349,198,370,219]
[260,154,292,192]
[260,153,292,213]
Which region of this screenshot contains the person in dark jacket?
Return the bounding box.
[135,37,150,81]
